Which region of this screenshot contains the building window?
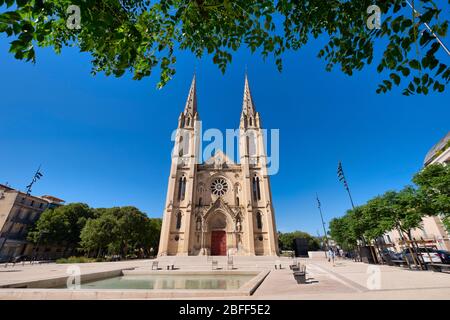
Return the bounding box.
[252,176,261,201]
[210,178,228,196]
[178,136,184,156]
[256,212,263,230]
[198,197,202,206]
[30,200,34,207]
[385,235,391,243]
[236,196,240,206]
[178,177,186,201]
[176,212,182,230]
[39,203,43,209]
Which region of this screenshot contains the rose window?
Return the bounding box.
[210,178,229,196]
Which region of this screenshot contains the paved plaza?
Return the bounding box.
[0,257,449,299]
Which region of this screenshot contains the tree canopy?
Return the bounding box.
[79,206,162,257]
[28,203,162,258]
[329,163,450,250]
[27,202,94,248]
[413,163,450,217]
[278,230,320,251]
[0,0,448,94]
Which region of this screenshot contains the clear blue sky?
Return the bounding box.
[1,33,449,236]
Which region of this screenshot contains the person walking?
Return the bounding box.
[327,248,336,266]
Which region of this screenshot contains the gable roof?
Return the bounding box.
[204,149,235,165]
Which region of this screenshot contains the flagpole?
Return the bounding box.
[316,193,329,250]
[26,164,43,195]
[337,161,355,209]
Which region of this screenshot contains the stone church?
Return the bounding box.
[158,75,279,256]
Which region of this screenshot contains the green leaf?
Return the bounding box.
[409,60,421,70]
[390,73,401,85]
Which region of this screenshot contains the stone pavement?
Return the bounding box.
[0,260,149,288]
[0,257,449,299]
[250,258,450,299]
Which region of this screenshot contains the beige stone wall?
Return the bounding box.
[1,185,65,261]
[385,216,450,251]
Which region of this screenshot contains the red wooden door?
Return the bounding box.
[211,231,226,255]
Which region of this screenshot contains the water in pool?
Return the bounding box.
[80,274,254,290]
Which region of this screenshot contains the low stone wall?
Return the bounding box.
[308,251,327,259]
[0,269,269,299]
[0,269,125,289]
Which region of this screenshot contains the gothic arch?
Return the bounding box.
[175,211,183,230]
[203,199,237,233]
[177,175,187,201]
[252,174,262,201]
[256,211,263,230]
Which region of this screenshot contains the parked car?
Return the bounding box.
[435,250,450,264]
[401,247,442,264]
[381,249,403,262]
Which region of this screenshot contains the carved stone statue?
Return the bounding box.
[214,155,223,169]
[235,218,242,232]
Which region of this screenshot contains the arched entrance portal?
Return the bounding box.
[211,231,226,255]
[209,212,227,256]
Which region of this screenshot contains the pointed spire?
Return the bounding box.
[242,73,256,116]
[184,74,197,116]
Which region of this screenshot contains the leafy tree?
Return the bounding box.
[413,163,450,218]
[0,0,448,93]
[79,212,119,256]
[330,187,425,251]
[79,206,162,258]
[278,230,320,251]
[359,188,424,242]
[27,202,94,250]
[329,215,358,251]
[443,216,450,233]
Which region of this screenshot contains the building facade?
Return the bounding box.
[385,131,450,251]
[0,184,65,262]
[158,75,279,256]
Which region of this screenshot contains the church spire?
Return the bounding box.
[240,73,260,129]
[242,73,256,117]
[184,74,197,116]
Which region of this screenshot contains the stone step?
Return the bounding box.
[151,256,295,270]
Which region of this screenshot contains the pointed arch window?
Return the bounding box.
[178,176,186,201]
[236,196,240,206]
[198,197,202,206]
[252,176,261,201]
[176,212,182,230]
[180,116,185,128]
[256,212,263,230]
[178,136,184,156]
[246,131,257,160]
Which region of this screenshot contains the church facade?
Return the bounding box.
[158,75,279,256]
